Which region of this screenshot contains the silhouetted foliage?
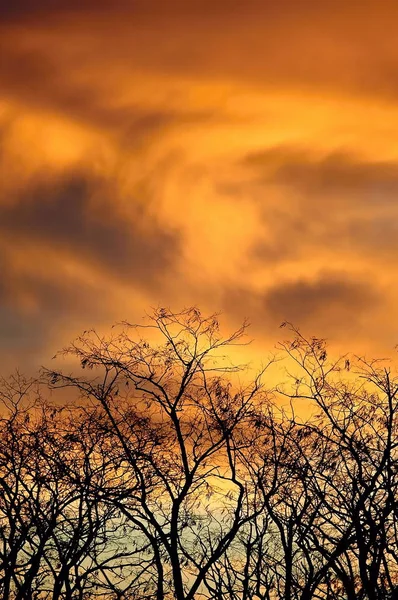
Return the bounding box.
[0,309,397,599]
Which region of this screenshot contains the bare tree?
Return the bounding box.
[0,376,142,599]
[274,325,398,600]
[2,310,397,600]
[46,308,270,600]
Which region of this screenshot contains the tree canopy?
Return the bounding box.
[0,308,397,600]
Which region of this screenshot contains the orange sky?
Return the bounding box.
[1,0,398,372]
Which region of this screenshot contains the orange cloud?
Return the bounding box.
[1,1,398,372]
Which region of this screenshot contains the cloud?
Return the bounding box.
[0,248,111,371]
[235,147,398,266]
[2,0,398,370]
[263,273,379,329]
[0,42,214,138]
[0,161,182,372]
[244,148,398,204]
[0,170,180,287]
[3,0,398,103]
[223,271,382,343]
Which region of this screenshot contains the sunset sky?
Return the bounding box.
[2,0,398,372]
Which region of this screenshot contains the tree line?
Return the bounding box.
[0,308,397,600]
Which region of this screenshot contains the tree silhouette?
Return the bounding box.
[0,309,397,600]
[45,308,270,600]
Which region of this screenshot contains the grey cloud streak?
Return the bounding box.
[223,271,382,341]
[231,147,398,266]
[244,148,398,203]
[0,170,180,286]
[0,161,181,371]
[0,248,109,371]
[3,1,398,103]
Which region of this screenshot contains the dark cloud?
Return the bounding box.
[236,148,398,265]
[345,217,398,255]
[0,116,180,374]
[0,0,124,20]
[0,248,111,372]
[223,272,381,340]
[263,273,378,328]
[3,1,398,105]
[0,171,180,287]
[0,44,213,137]
[0,1,329,21]
[244,148,398,203]
[251,210,398,268]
